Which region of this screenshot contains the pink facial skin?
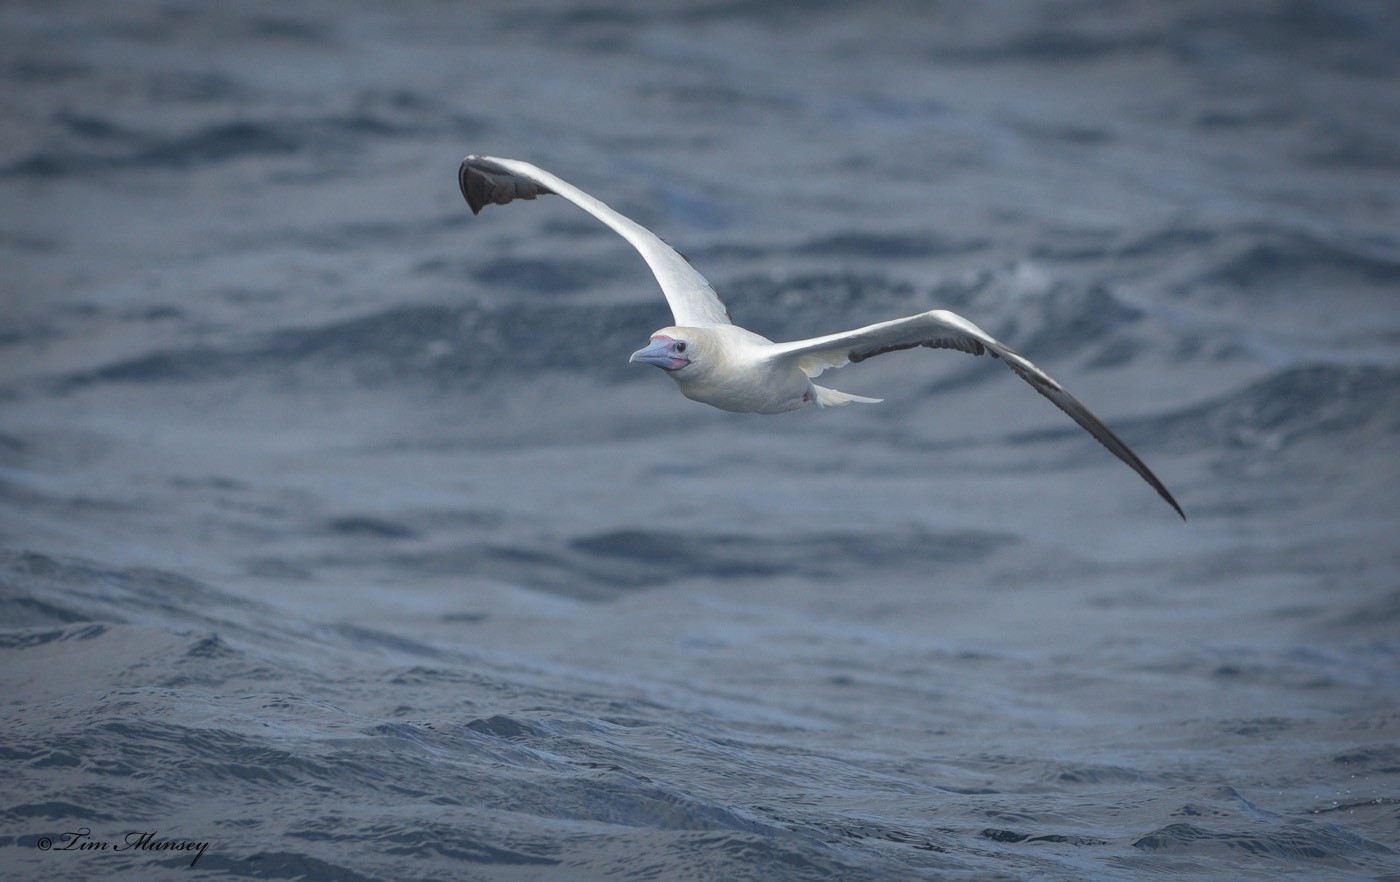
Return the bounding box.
[629,335,690,372]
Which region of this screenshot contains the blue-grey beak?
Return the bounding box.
[629,338,689,372]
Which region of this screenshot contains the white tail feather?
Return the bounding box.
[811,385,883,408]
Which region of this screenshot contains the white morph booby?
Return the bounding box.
[459,155,1184,519]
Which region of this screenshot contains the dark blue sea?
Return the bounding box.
[3,1,1399,879]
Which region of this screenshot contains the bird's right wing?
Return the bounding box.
[459,155,733,328]
[764,309,1185,520]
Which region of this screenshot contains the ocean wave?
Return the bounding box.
[1012,363,1400,461]
[371,526,1014,600]
[1132,820,1395,870]
[0,601,891,880]
[36,300,656,394]
[1191,229,1400,296]
[3,96,481,179]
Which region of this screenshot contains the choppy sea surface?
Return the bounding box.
[3,1,1399,879]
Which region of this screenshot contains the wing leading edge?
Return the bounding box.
[459,155,732,328]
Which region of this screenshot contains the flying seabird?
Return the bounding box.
[459,155,1184,519]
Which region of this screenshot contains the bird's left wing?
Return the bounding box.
[459,155,733,327]
[764,309,1185,519]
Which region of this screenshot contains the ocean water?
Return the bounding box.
[2,1,1399,879]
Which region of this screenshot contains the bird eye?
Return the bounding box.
[675,341,687,353]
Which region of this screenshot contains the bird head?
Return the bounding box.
[629,330,694,373]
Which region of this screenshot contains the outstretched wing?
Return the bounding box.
[765,309,1185,520]
[459,155,733,328]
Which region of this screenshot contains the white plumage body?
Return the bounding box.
[654,325,872,414]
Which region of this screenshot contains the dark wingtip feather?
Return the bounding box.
[1061,391,1186,522]
[1165,488,1187,522]
[458,157,486,214]
[1003,358,1185,522]
[458,154,554,215]
[1147,473,1186,521]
